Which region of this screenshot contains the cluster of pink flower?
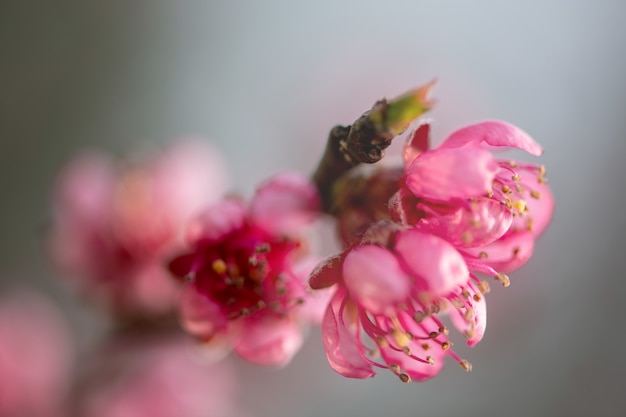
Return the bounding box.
[311,120,553,382]
[1,81,553,416]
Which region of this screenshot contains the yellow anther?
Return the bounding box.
[390,328,411,347]
[426,356,435,365]
[512,174,521,182]
[478,281,491,294]
[211,259,227,274]
[438,325,449,335]
[472,293,482,302]
[402,346,412,355]
[515,184,525,193]
[413,311,426,323]
[530,190,541,199]
[507,161,518,168]
[496,273,511,287]
[479,251,488,259]
[428,331,440,339]
[460,359,473,372]
[462,231,472,244]
[441,341,451,350]
[501,185,512,194]
[376,336,389,347]
[389,364,400,373]
[399,373,411,383]
[464,328,475,339]
[538,165,546,176]
[514,199,527,214]
[464,309,474,321]
[421,343,430,351]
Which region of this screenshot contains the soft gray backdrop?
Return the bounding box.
[1,1,625,416]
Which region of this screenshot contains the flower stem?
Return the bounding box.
[312,82,435,213]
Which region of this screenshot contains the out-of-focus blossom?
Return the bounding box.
[168,172,330,367]
[0,289,73,417]
[48,140,229,319]
[311,227,485,382]
[74,333,247,417]
[392,121,555,272]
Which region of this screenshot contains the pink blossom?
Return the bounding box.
[48,140,229,319]
[168,172,328,367]
[74,334,247,417]
[393,121,554,271]
[0,289,73,417]
[311,228,487,382]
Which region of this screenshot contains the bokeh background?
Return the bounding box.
[1,1,625,416]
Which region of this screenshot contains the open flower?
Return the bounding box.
[392,121,554,272]
[0,289,73,417]
[168,172,328,367]
[48,140,229,319]
[311,227,487,382]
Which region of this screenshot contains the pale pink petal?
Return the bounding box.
[343,245,410,315]
[53,151,116,224]
[403,122,431,166]
[509,167,555,238]
[464,232,535,273]
[234,315,303,367]
[179,284,227,339]
[309,254,344,290]
[250,172,320,235]
[416,198,513,247]
[0,290,72,417]
[321,291,375,379]
[78,337,243,417]
[449,286,487,347]
[406,147,498,201]
[379,342,444,382]
[293,259,334,324]
[440,120,543,156]
[395,229,469,297]
[129,264,179,315]
[185,199,246,245]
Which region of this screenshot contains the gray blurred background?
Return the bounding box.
[1,1,625,416]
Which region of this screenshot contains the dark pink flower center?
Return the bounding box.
[170,225,303,320]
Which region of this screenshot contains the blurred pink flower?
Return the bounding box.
[168,172,329,367]
[0,289,73,417]
[49,140,229,319]
[74,334,247,417]
[311,228,484,382]
[392,121,554,272]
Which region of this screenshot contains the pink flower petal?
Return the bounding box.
[250,172,320,235]
[179,284,227,339]
[406,147,498,201]
[234,315,303,367]
[416,198,513,248]
[343,245,410,315]
[403,122,431,166]
[509,166,555,238]
[449,286,487,347]
[321,291,375,379]
[395,230,469,297]
[464,232,535,273]
[53,151,116,225]
[379,341,444,382]
[440,120,543,156]
[185,199,246,245]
